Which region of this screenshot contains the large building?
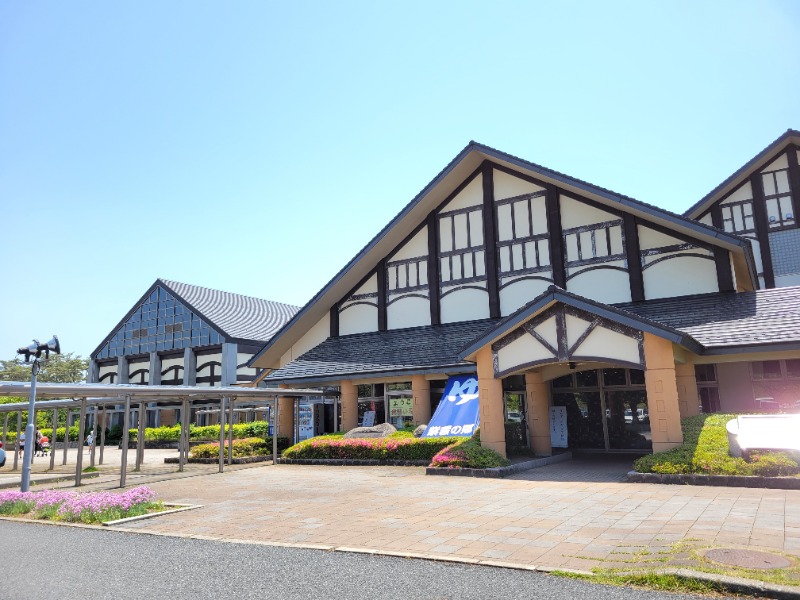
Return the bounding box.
[249,130,800,457]
[89,279,299,426]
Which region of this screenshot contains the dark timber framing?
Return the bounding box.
[427,212,441,325]
[709,205,735,292]
[750,173,776,288]
[623,214,644,301]
[481,162,501,318]
[329,305,339,337]
[377,259,388,331]
[545,185,566,288]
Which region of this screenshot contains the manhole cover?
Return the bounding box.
[704,548,790,569]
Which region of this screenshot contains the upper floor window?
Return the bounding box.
[563,220,625,267]
[762,168,794,229]
[721,201,755,235]
[438,206,486,285]
[496,192,550,276]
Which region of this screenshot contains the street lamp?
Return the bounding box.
[16,335,60,492]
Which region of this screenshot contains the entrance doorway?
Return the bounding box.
[550,368,651,451]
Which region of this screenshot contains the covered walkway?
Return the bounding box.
[0,381,325,489]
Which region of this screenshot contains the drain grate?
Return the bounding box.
[704,548,791,570]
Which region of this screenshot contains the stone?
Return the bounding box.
[413,424,427,438]
[343,423,397,439]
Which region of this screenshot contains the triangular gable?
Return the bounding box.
[92,280,224,359]
[685,129,800,220]
[250,142,751,370]
[459,286,702,376]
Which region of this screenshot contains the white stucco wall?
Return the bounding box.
[643,254,718,299]
[391,226,428,262]
[567,265,631,304]
[698,214,713,226]
[236,352,256,376]
[531,315,558,350]
[493,169,544,200]
[339,303,378,336]
[637,225,682,251]
[572,327,641,365]
[721,181,753,205]
[762,153,788,172]
[387,296,431,329]
[499,277,552,316]
[98,364,118,381]
[281,312,331,366]
[560,195,616,229]
[496,333,554,374]
[440,287,490,323]
[440,174,483,212]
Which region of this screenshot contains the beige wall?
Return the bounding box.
[340,380,358,431]
[643,334,683,451]
[411,375,431,425]
[525,371,552,456]
[476,347,506,457]
[717,362,756,413]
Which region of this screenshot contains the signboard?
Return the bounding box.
[389,397,413,417]
[361,411,376,427]
[422,375,480,438]
[550,406,568,448]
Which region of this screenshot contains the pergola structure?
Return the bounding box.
[0,382,326,490]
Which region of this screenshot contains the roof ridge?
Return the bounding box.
[159,278,300,309]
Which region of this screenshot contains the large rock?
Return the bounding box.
[344,423,397,439]
[413,424,427,438]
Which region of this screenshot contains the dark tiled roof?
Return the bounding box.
[616,287,800,349]
[265,319,498,383]
[160,279,300,343]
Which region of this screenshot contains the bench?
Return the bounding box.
[726,414,800,458]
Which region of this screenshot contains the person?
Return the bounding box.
[35,428,43,456]
[85,429,95,450]
[18,430,25,457]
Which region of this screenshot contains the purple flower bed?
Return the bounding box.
[0,487,160,523]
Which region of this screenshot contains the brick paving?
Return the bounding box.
[70,455,800,574]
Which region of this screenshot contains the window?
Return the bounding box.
[720,201,755,235]
[752,361,782,380]
[496,192,550,276]
[438,206,486,284]
[762,169,794,230]
[694,364,717,383]
[387,257,428,293]
[563,220,625,267]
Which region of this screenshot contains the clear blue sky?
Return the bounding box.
[1,1,799,360]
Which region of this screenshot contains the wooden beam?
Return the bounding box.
[329,305,339,338]
[377,259,387,331]
[709,204,734,292]
[545,185,566,288]
[427,213,440,325]
[623,214,644,301]
[787,145,800,228]
[481,162,500,318]
[750,173,775,288]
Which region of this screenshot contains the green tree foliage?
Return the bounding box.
[0,353,89,431]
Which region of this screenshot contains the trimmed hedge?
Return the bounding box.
[191,437,271,459]
[282,435,453,461]
[430,430,510,469]
[633,414,800,477]
[127,421,273,442]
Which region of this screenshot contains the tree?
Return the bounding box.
[0,353,90,430]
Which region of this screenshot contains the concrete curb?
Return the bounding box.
[426,451,573,478]
[164,455,272,465]
[627,470,800,489]
[102,503,202,526]
[0,471,100,489]
[277,458,429,467]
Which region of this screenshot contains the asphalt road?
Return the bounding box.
[2,521,718,600]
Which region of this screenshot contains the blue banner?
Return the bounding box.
[422,375,480,438]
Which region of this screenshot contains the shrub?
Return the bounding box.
[190,437,272,459]
[633,414,800,476]
[282,435,453,461]
[430,431,511,469]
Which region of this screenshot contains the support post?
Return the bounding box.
[135,402,146,471]
[179,398,189,472]
[227,397,234,465]
[524,371,552,456]
[2,413,7,449]
[13,412,21,471]
[218,397,226,473]
[183,348,196,386]
[99,408,107,465]
[75,398,87,487]
[90,406,98,467]
[120,395,131,488]
[294,398,300,444]
[272,397,278,465]
[20,362,39,491]
[333,394,339,432]
[340,380,358,432]
[411,375,431,426]
[476,347,507,457]
[62,411,70,466]
[49,409,57,471]
[643,333,684,452]
[676,362,701,419]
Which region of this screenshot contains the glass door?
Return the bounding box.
[604,390,651,450]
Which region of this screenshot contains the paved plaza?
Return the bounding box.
[59,455,800,576]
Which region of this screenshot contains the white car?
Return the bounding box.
[0,441,5,468]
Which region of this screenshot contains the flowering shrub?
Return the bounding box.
[282,436,453,461]
[190,437,276,459]
[430,432,510,469]
[0,487,160,523]
[125,421,280,443]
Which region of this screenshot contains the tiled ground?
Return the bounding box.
[86,457,800,573]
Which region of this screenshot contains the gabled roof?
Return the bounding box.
[684,129,800,219]
[92,279,299,358]
[458,286,703,361]
[250,141,756,370]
